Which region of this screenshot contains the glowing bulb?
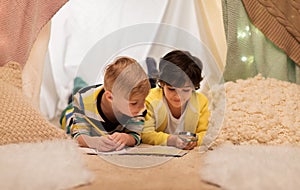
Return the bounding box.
[237,31,248,38]
[241,56,247,62]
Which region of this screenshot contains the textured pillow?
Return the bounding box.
[0,62,68,145]
[213,74,300,147]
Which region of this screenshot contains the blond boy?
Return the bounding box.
[60,57,150,151]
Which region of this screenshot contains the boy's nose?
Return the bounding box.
[174,92,181,98]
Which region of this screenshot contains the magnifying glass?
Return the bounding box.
[178,132,198,142]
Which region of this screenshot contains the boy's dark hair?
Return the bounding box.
[158,50,203,90]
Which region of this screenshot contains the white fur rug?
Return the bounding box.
[200,144,300,190]
[0,140,93,190]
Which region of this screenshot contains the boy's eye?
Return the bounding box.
[130,102,137,105]
[182,89,191,93]
[167,87,175,91]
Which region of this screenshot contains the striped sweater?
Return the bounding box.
[60,84,145,145]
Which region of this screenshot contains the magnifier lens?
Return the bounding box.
[178,132,198,142]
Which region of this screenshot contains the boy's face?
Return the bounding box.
[112,93,147,117]
[163,84,193,109]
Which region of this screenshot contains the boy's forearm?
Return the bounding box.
[167,135,177,146]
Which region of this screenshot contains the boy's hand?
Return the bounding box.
[167,135,196,150]
[108,133,136,150]
[182,141,197,150]
[167,135,187,149]
[83,135,119,152]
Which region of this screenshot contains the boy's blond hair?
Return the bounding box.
[104,56,150,99]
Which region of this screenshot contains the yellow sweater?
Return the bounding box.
[142,88,210,146]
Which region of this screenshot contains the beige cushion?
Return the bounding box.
[0,62,68,145]
[213,74,300,146]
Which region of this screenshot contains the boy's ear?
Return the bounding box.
[104,90,113,102]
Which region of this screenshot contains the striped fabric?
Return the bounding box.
[60,84,145,145]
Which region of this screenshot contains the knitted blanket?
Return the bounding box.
[0,62,68,145]
[242,0,300,66]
